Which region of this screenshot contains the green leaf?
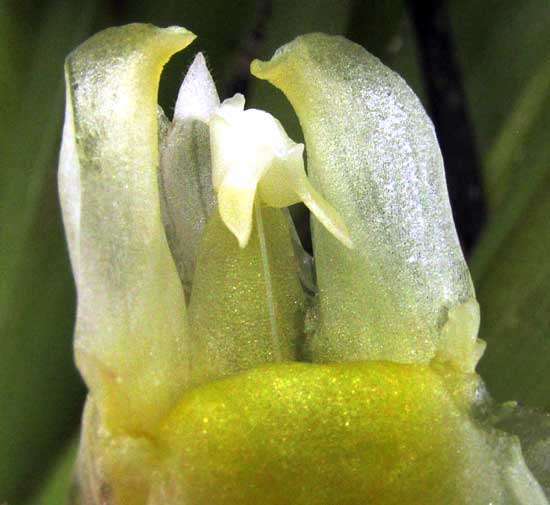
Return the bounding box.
[481,59,550,213]
[450,0,550,408]
[24,437,78,505]
[474,177,550,409]
[450,0,550,164]
[0,3,25,150]
[0,2,103,502]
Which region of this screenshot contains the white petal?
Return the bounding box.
[217,169,262,248]
[210,94,352,249]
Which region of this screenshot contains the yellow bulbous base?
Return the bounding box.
[152,362,520,505]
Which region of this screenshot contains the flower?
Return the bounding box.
[210,92,352,249]
[59,23,548,505]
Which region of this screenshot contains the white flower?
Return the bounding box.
[209,93,353,248]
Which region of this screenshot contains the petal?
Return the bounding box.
[59,24,195,433]
[210,94,352,249]
[216,172,259,248]
[209,96,272,247]
[259,144,353,249]
[252,34,480,370]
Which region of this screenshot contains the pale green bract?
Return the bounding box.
[58,23,548,505]
[252,37,483,370]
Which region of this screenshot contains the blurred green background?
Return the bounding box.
[1,0,549,503]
